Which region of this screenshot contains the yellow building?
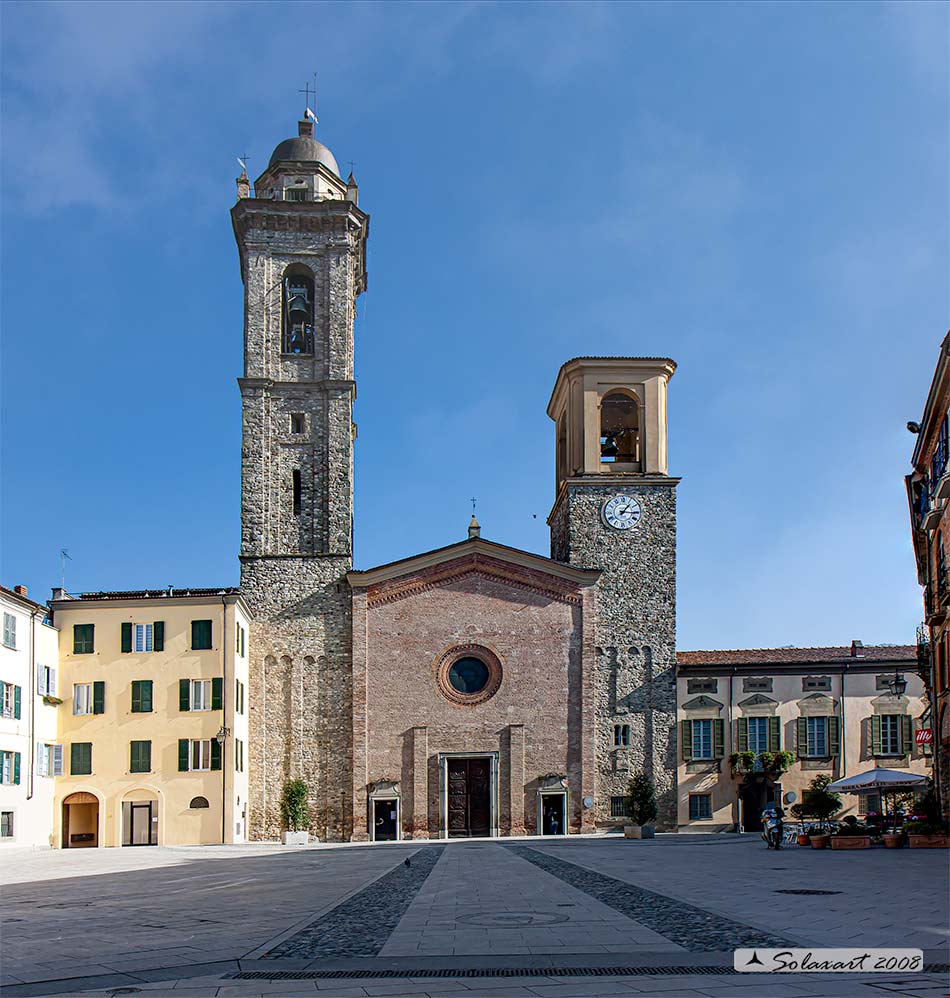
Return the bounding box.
[48,589,250,848]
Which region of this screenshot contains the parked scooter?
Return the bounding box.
[761,805,784,849]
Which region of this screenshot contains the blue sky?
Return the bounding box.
[1,1,947,649]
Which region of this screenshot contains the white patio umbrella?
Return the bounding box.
[827,768,930,833]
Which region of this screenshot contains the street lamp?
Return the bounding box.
[216,726,230,844]
[887,669,908,698]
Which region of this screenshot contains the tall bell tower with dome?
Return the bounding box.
[231,115,368,841]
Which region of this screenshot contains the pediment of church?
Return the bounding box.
[347,537,600,608]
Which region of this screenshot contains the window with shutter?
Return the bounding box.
[2,613,15,649]
[179,679,190,711]
[13,684,22,720]
[805,717,828,757]
[690,719,713,759]
[133,624,153,653]
[70,742,92,776]
[52,744,63,777]
[178,739,189,772]
[210,738,222,771]
[748,717,769,753]
[680,719,693,760]
[191,680,211,711]
[211,677,223,710]
[130,740,151,773]
[73,624,94,654]
[74,684,93,716]
[735,717,748,752]
[153,621,165,652]
[768,715,781,752]
[191,620,212,650]
[689,794,713,820]
[880,715,901,755]
[0,751,14,784]
[121,622,132,653]
[93,681,105,715]
[0,682,12,718]
[131,680,153,713]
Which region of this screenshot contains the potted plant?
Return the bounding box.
[882,828,905,849]
[729,751,757,774]
[623,772,658,839]
[280,779,310,845]
[789,804,810,845]
[801,775,841,848]
[831,815,871,850]
[905,819,950,848]
[771,750,796,775]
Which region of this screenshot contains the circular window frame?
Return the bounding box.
[436,644,503,706]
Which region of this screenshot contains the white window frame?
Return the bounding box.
[73,683,93,716]
[806,716,828,757]
[880,715,901,756]
[2,613,15,649]
[0,751,13,785]
[748,716,769,754]
[190,739,211,771]
[1,682,13,718]
[36,743,63,778]
[133,623,154,653]
[37,665,57,697]
[0,810,13,838]
[190,680,211,712]
[691,719,713,759]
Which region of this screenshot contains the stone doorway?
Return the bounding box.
[539,792,566,835]
[447,757,491,838]
[62,792,99,848]
[122,799,158,846]
[739,776,777,832]
[372,798,399,841]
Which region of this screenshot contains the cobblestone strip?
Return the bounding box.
[507,844,795,952]
[265,847,442,960]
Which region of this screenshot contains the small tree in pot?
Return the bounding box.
[801,775,841,848]
[280,779,311,845]
[624,772,658,840]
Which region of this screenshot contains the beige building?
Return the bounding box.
[48,589,250,847]
[0,584,60,848]
[675,644,930,831]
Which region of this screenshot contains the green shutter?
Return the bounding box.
[130,740,151,773]
[680,719,692,761]
[828,716,840,757]
[178,738,189,771]
[142,680,153,713]
[153,621,164,652]
[179,679,190,712]
[71,743,91,776]
[900,715,912,754]
[736,717,748,752]
[192,620,212,650]
[93,681,105,715]
[121,622,132,654]
[131,681,141,713]
[210,739,222,771]
[713,719,725,758]
[871,715,882,755]
[13,752,20,785]
[211,677,223,711]
[13,685,21,720]
[797,717,808,757]
[768,715,780,752]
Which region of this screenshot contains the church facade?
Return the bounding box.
[232,117,679,842]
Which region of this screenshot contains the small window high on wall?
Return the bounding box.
[282,269,315,355]
[600,392,640,465]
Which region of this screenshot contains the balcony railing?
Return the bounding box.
[249,188,347,203]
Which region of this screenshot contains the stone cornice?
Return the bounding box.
[238,377,356,393]
[547,475,680,526]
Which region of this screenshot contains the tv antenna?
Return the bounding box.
[60,548,72,591]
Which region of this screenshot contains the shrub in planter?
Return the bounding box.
[280,779,310,845]
[831,817,870,849]
[624,772,658,839]
[882,831,905,848]
[905,819,950,848]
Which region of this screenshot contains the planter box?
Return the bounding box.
[882,834,904,849]
[830,835,870,850]
[282,830,309,846]
[796,834,810,846]
[624,824,655,839]
[809,834,830,849]
[908,834,950,849]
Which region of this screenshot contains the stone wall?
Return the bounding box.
[551,480,678,830]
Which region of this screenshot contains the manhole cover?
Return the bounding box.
[456,911,569,926]
[774,889,843,895]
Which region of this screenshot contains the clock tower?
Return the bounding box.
[547,357,679,829]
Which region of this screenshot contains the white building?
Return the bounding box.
[0,584,60,847]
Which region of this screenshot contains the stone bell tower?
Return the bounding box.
[547,357,679,829]
[232,116,368,840]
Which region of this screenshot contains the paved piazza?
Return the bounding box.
[1,836,947,997]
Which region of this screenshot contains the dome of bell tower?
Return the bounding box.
[267,118,340,177]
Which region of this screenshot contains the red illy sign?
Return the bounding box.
[915,729,933,744]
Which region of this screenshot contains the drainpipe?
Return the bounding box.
[28,608,39,802]
[728,669,736,831]
[839,665,847,781]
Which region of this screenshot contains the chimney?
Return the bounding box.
[850,640,864,658]
[13,585,27,597]
[51,587,66,601]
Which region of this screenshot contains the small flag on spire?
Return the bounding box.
[305,107,319,124]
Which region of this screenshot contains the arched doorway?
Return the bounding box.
[739,775,777,833]
[62,792,99,848]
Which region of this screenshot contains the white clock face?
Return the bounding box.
[602,495,642,531]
